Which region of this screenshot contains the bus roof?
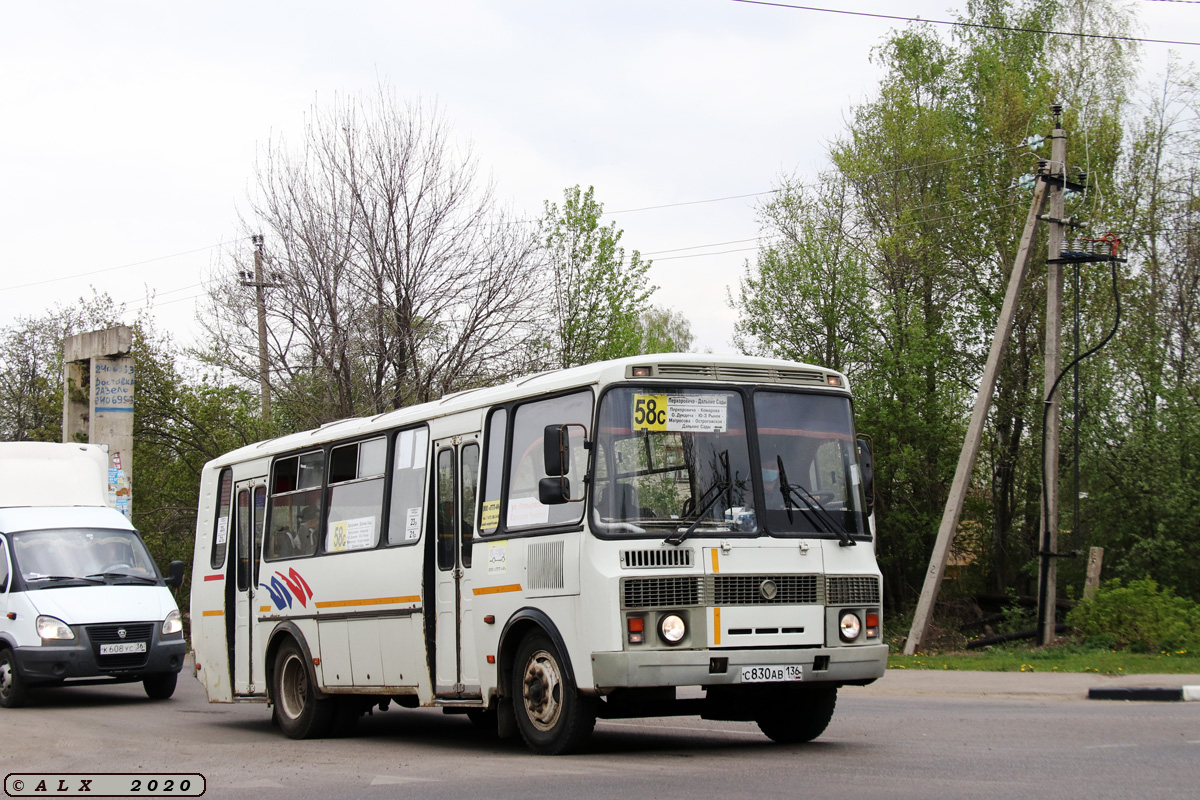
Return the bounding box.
[207,353,849,469]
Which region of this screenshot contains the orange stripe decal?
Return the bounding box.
[202,610,224,617]
[714,607,721,646]
[711,548,720,574]
[472,584,523,596]
[314,595,420,609]
[259,606,271,613]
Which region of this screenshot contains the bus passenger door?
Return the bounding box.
[433,436,481,698]
[231,478,267,696]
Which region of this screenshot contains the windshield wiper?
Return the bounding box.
[26,574,105,585]
[86,572,158,584]
[666,451,731,546]
[776,456,855,547]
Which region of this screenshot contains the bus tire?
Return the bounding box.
[273,638,334,739]
[0,648,29,709]
[756,686,837,744]
[142,672,178,700]
[511,632,595,755]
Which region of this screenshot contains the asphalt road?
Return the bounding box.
[2,668,1198,800]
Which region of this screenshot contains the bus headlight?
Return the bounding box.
[162,610,183,636]
[658,614,686,644]
[839,611,862,642]
[36,615,75,641]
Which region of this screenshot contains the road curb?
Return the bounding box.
[1088,685,1200,702]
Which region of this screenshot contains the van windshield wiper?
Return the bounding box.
[26,574,105,585]
[776,456,855,547]
[666,451,731,546]
[86,572,158,584]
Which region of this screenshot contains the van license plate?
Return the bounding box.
[740,664,803,682]
[100,642,146,655]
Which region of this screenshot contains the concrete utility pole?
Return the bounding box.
[62,325,135,518]
[905,170,1051,655]
[1038,109,1067,646]
[241,234,272,420]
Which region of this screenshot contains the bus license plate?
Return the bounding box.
[100,642,147,655]
[740,664,803,683]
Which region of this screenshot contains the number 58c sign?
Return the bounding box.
[632,394,728,433]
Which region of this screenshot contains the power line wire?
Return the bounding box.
[0,242,227,292]
[731,0,1200,47]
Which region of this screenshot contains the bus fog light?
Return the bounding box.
[866,611,880,639]
[658,614,686,643]
[37,615,75,641]
[839,611,861,642]
[628,616,645,644]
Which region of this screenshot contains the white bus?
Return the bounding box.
[189,354,885,754]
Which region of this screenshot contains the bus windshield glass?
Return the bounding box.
[754,391,867,536]
[593,388,755,535]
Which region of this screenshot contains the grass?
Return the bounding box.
[887,644,1200,674]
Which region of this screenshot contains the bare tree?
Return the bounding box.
[199,88,549,428]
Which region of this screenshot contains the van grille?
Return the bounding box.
[87,622,153,671]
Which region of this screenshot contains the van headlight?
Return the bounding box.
[162,610,183,636]
[36,615,75,641]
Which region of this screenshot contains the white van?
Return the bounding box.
[0,442,186,708]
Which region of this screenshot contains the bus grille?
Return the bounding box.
[826,576,881,605]
[87,622,153,671]
[711,574,820,605]
[620,548,694,569]
[622,576,702,608]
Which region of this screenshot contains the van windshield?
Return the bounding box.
[11,528,160,586]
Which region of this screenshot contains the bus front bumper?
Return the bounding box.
[590,644,888,691]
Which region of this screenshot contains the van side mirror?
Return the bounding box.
[165,560,185,589]
[856,435,875,510]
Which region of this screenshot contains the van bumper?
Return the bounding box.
[12,625,186,685]
[590,643,888,691]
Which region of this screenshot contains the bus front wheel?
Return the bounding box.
[756,686,838,743]
[511,632,595,755]
[273,638,334,739]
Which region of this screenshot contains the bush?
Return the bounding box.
[1066,579,1200,652]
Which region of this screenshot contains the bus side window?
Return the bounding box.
[478,409,506,536]
[460,443,479,567]
[387,426,429,546]
[210,469,233,570]
[505,390,593,530]
[265,452,324,560]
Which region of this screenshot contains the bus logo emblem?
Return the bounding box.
[760,580,778,601]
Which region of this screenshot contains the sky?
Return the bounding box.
[2,0,1198,357]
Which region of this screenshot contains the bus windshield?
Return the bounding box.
[754,391,868,537]
[593,387,755,535]
[592,387,866,538]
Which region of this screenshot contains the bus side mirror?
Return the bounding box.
[543,424,571,477]
[539,476,571,505]
[856,436,875,510]
[165,560,185,588]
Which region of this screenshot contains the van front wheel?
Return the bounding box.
[0,648,28,708]
[143,672,177,700]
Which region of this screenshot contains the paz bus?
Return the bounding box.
[189,354,885,754]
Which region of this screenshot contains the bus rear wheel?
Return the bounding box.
[756,686,837,743]
[273,639,334,739]
[511,632,595,755]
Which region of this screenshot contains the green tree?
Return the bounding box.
[637,305,695,355]
[541,185,656,368]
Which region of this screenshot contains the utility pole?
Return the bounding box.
[240,234,272,421]
[1038,107,1067,646]
[905,166,1051,655]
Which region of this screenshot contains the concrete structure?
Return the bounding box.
[61,325,134,517]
